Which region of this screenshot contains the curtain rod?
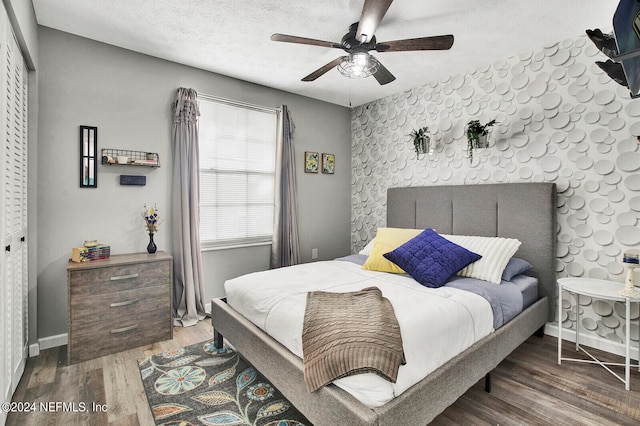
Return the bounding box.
[198,93,280,114]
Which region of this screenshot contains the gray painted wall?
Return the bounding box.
[37,27,351,341]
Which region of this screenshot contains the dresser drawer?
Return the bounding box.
[67,252,173,364]
[68,308,172,364]
[69,284,170,327]
[69,259,171,296]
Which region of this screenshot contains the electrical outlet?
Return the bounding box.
[311,248,318,260]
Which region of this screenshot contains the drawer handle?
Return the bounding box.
[110,273,139,281]
[110,324,139,334]
[110,299,140,308]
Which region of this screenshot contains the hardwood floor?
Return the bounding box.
[432,336,640,426]
[7,321,213,426]
[8,321,640,425]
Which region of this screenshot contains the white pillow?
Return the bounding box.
[441,234,521,284]
[358,238,376,256]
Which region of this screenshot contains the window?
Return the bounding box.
[198,96,278,249]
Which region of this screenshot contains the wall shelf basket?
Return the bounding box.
[101,148,160,167]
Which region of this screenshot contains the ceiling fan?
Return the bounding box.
[270,0,454,85]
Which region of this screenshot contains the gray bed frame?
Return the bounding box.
[211,182,557,425]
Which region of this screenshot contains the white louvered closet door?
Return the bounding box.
[8,16,28,395]
[0,3,28,420]
[0,6,8,418]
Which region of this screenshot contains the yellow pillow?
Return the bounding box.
[362,227,423,273]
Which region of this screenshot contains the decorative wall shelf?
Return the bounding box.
[101,148,160,167]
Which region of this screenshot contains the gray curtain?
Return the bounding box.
[171,87,206,326]
[271,105,300,268]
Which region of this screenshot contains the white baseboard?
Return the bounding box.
[28,343,39,357]
[545,323,640,361]
[29,333,68,357]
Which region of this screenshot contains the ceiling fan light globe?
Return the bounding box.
[353,66,366,77]
[337,53,379,79]
[354,52,368,66]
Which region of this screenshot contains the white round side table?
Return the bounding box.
[557,277,640,390]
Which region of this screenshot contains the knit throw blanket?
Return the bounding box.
[302,286,406,392]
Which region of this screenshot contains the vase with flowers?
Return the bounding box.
[142,204,160,253]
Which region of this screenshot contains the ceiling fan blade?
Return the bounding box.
[302,57,346,81]
[271,33,342,49]
[356,0,394,43]
[376,34,454,52]
[372,61,395,85]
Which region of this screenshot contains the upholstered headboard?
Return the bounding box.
[387,183,557,321]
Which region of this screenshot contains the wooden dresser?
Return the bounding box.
[67,251,173,364]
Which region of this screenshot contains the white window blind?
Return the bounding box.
[198,97,277,249]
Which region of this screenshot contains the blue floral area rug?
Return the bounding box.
[138,340,311,426]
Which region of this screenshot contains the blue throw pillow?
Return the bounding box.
[501,257,532,281]
[383,229,482,288]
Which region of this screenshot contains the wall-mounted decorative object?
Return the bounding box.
[409,126,431,159]
[101,148,160,167]
[322,153,335,174]
[119,175,146,186]
[80,125,97,188]
[465,119,496,163]
[305,151,319,173]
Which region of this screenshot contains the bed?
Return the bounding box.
[211,182,557,425]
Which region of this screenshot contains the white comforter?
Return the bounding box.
[225,260,494,408]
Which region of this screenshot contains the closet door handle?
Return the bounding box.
[110,299,140,308]
[5,244,9,252]
[110,324,139,334]
[109,273,139,281]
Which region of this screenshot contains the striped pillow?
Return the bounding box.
[441,234,521,284]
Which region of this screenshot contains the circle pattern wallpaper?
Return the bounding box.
[351,36,640,345]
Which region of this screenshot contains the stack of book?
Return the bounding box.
[71,244,111,262]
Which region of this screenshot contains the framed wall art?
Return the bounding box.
[305,151,319,173]
[322,153,335,174]
[80,125,97,188]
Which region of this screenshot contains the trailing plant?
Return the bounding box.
[409,126,431,159]
[465,119,496,163]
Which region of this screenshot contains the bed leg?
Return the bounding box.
[484,373,491,393]
[534,325,545,338]
[214,329,224,349]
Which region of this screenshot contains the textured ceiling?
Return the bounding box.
[32,0,619,107]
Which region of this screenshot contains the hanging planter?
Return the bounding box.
[409,126,431,159]
[476,133,489,149]
[465,119,496,163]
